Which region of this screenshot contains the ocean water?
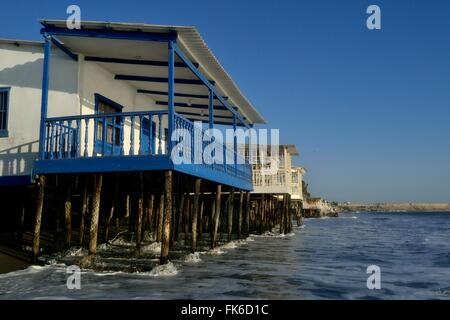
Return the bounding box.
[0,212,449,300]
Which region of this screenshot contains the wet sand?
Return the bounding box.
[0,253,30,274]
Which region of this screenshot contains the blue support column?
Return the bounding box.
[38,34,52,159]
[168,41,175,155]
[233,115,237,175]
[209,89,214,129]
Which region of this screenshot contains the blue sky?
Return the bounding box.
[1,0,449,202]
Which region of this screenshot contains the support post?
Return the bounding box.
[167,41,175,153]
[136,173,144,249]
[146,194,155,239]
[89,174,103,255]
[244,191,251,236]
[198,196,204,241]
[160,170,173,265]
[79,178,88,246]
[64,182,72,248]
[104,174,119,243]
[32,175,46,263]
[38,35,52,159]
[191,178,201,253]
[237,190,244,239]
[157,194,164,242]
[184,196,191,244]
[175,193,184,242]
[209,89,214,129]
[227,189,235,242]
[211,184,222,249]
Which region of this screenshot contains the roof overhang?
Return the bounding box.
[40,20,266,126]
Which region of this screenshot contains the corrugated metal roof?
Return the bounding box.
[40,20,266,125]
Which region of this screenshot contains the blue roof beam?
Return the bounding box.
[137,89,228,101]
[50,36,78,61]
[85,56,199,68]
[114,74,215,85]
[155,101,238,111]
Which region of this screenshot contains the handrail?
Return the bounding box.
[42,111,251,182]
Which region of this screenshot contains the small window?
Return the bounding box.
[0,87,10,137]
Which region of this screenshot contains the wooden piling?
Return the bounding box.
[211,184,222,249]
[184,195,191,244]
[244,191,251,236]
[175,193,184,242]
[191,178,201,253]
[79,179,88,246]
[125,193,130,228]
[64,182,72,248]
[104,174,119,243]
[146,194,154,239]
[237,190,244,239]
[89,174,103,255]
[136,173,144,249]
[32,175,46,263]
[157,193,164,242]
[160,170,173,265]
[198,196,204,241]
[209,195,215,242]
[279,196,285,234]
[227,189,234,242]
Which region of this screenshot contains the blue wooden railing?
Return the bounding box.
[42,111,251,182]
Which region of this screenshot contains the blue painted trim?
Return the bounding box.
[34,156,173,174]
[0,87,11,137]
[209,89,214,129]
[94,93,125,111]
[233,115,237,173]
[175,163,253,191]
[50,36,78,61]
[41,26,177,43]
[94,93,123,155]
[38,35,52,159]
[33,157,252,190]
[0,175,33,186]
[85,56,198,68]
[173,43,249,128]
[167,41,175,155]
[114,74,214,85]
[138,89,228,101]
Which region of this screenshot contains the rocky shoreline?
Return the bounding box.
[335,202,450,213]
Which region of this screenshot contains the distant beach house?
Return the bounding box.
[291,166,306,202]
[250,144,299,196]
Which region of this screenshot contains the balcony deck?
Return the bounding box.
[34,111,252,190]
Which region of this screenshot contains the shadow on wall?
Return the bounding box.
[0,141,39,176]
[0,57,77,94]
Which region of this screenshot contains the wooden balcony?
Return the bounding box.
[34,111,252,190]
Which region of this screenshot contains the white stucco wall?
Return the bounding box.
[0,43,173,179]
[0,42,78,177]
